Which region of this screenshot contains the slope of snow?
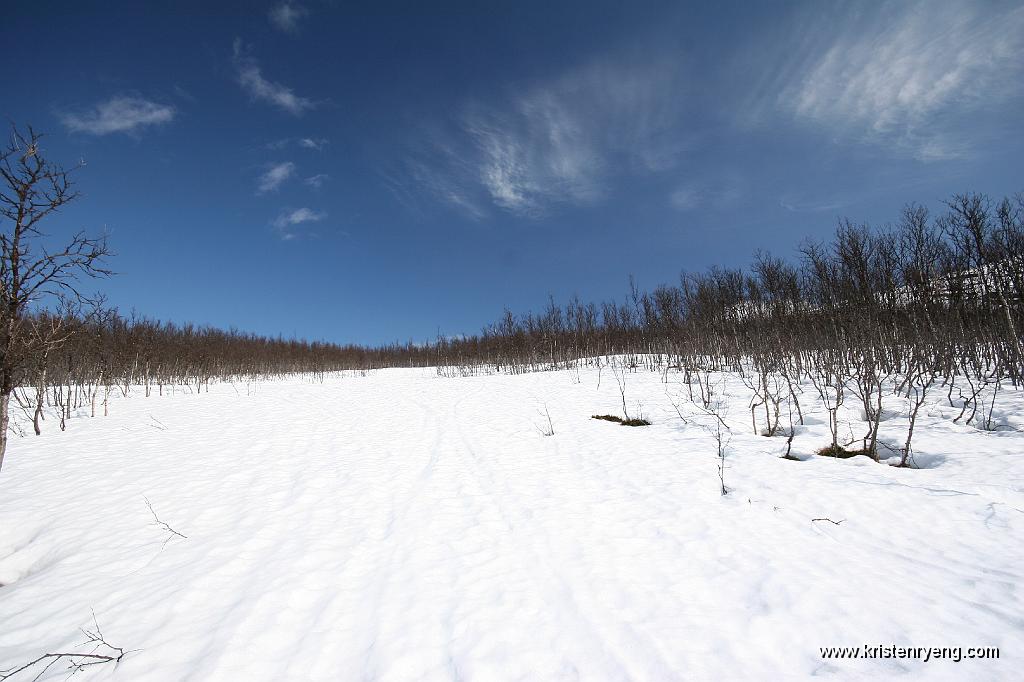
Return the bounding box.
[0,366,1022,681]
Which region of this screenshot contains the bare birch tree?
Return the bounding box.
[0,125,110,472]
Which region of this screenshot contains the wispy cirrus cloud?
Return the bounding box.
[298,137,328,151]
[61,95,175,136]
[269,2,308,35]
[402,157,487,220]
[408,55,689,217]
[304,174,329,189]
[257,161,296,194]
[755,0,1024,160]
[265,137,328,151]
[232,39,314,116]
[272,207,325,239]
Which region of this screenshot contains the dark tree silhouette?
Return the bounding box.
[0,125,110,471]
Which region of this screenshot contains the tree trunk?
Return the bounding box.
[33,392,43,435]
[33,367,46,436]
[0,391,10,473]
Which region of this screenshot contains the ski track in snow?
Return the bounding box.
[0,367,1022,681]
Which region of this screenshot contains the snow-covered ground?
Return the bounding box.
[1,365,1022,681]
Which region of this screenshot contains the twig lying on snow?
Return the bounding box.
[811,517,845,525]
[535,404,555,437]
[0,610,131,680]
[144,496,187,547]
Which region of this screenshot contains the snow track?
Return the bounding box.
[0,368,1022,680]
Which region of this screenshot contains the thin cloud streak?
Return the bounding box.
[61,95,175,135]
[257,161,296,194]
[269,2,308,34]
[272,207,326,239]
[299,137,328,151]
[266,137,329,151]
[304,174,329,189]
[232,39,314,116]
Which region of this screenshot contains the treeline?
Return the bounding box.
[437,192,1022,373]
[8,312,438,434]
[431,192,1023,463]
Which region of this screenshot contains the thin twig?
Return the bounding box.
[144,496,187,547]
[0,611,131,681]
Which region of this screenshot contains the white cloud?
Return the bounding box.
[403,157,487,220]
[304,174,329,189]
[257,161,296,193]
[467,118,547,213]
[265,137,329,151]
[269,2,308,34]
[61,95,175,136]
[232,39,314,116]
[411,55,688,217]
[298,137,328,151]
[272,207,326,239]
[768,0,1024,160]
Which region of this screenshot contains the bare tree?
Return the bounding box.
[0,125,110,472]
[26,305,76,435]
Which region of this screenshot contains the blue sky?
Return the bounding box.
[4,1,1023,345]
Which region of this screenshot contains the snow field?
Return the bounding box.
[0,366,1022,680]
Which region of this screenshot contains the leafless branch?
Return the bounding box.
[144,496,187,547]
